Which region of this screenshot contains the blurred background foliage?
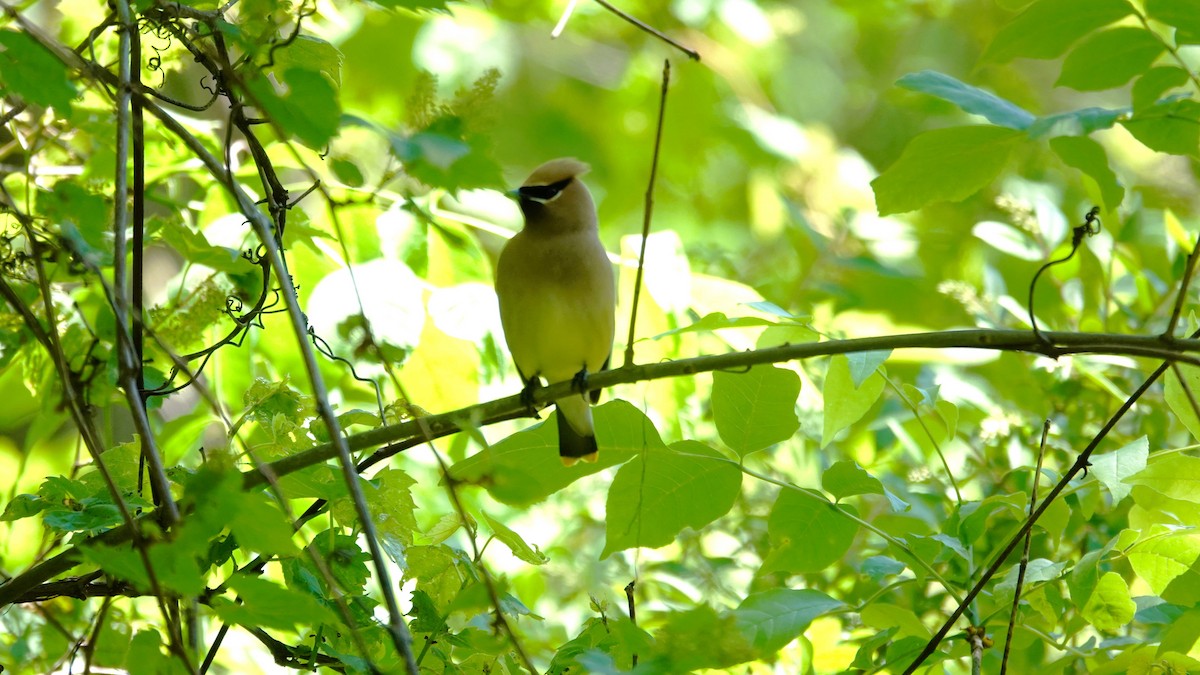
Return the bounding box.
[3,0,1200,672]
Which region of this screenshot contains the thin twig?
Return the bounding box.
[900,327,1200,674]
[1000,419,1048,675]
[1163,232,1200,339]
[624,59,670,367]
[624,580,638,668]
[592,0,700,60]
[1028,207,1101,344]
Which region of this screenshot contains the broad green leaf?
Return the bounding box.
[0,494,44,521]
[229,492,300,557]
[648,312,779,341]
[602,441,741,558]
[449,400,657,506]
[246,67,341,149]
[896,70,1035,129]
[157,225,248,273]
[1165,364,1200,440]
[1027,106,1127,139]
[1146,0,1200,43]
[271,34,344,86]
[822,460,884,500]
[1088,436,1148,503]
[1127,453,1200,502]
[712,365,800,456]
[1133,67,1191,111]
[1056,28,1165,91]
[1128,535,1200,605]
[761,489,859,574]
[733,589,844,655]
[871,125,1022,216]
[214,576,340,631]
[482,511,549,565]
[863,556,906,581]
[127,630,170,675]
[0,30,77,111]
[860,602,931,639]
[341,468,418,547]
[650,606,757,671]
[997,558,1068,593]
[981,0,1134,63]
[1122,99,1200,157]
[1050,136,1124,212]
[1081,571,1136,632]
[846,350,890,388]
[822,354,886,447]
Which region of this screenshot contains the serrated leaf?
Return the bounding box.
[1050,135,1124,211]
[712,365,801,456]
[1133,67,1191,111]
[871,125,1022,215]
[761,489,858,574]
[602,441,741,558]
[0,30,77,111]
[215,576,340,631]
[1089,436,1148,503]
[0,494,45,521]
[733,589,844,655]
[822,354,886,448]
[1057,27,1165,91]
[982,0,1134,63]
[482,511,548,565]
[822,460,885,500]
[1165,364,1200,440]
[271,34,343,86]
[897,70,1035,129]
[449,400,658,506]
[1122,99,1200,156]
[229,491,300,557]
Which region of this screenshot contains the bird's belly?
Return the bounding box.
[503,290,612,384]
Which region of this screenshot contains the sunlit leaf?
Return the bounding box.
[761,489,859,574]
[822,460,885,500]
[871,125,1022,215]
[712,365,801,456]
[982,0,1134,63]
[822,354,886,447]
[1056,28,1165,91]
[1050,135,1124,212]
[733,589,844,654]
[1089,436,1148,503]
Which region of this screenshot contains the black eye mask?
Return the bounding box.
[518,176,573,202]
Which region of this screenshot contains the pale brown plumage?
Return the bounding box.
[495,158,616,464]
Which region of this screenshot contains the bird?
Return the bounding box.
[495,158,616,465]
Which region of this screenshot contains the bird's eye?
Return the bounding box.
[518,177,573,203]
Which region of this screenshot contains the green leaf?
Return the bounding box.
[214,576,340,631]
[733,589,844,655]
[449,400,658,506]
[0,30,77,111]
[650,606,757,671]
[1133,67,1191,111]
[228,492,300,557]
[822,460,885,500]
[1056,27,1165,91]
[1050,135,1124,211]
[871,125,1022,216]
[1128,535,1200,605]
[711,365,801,456]
[602,441,742,558]
[1127,453,1200,502]
[127,630,170,675]
[648,312,779,341]
[271,34,343,86]
[761,489,859,574]
[1146,0,1200,43]
[1080,571,1136,632]
[1,494,46,521]
[822,354,886,448]
[482,511,549,565]
[247,67,341,149]
[1165,364,1200,440]
[157,225,249,274]
[981,0,1135,63]
[1027,106,1127,138]
[846,350,890,388]
[1088,436,1148,503]
[1121,99,1200,156]
[343,468,418,547]
[896,70,1035,129]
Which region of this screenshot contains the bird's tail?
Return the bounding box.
[556,395,598,466]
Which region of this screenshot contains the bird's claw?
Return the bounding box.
[571,367,590,395]
[520,376,541,418]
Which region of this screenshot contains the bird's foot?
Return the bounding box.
[571,366,590,395]
[520,375,542,419]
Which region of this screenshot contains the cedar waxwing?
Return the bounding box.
[495,158,616,465]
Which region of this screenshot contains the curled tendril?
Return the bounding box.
[1029,206,1103,344]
